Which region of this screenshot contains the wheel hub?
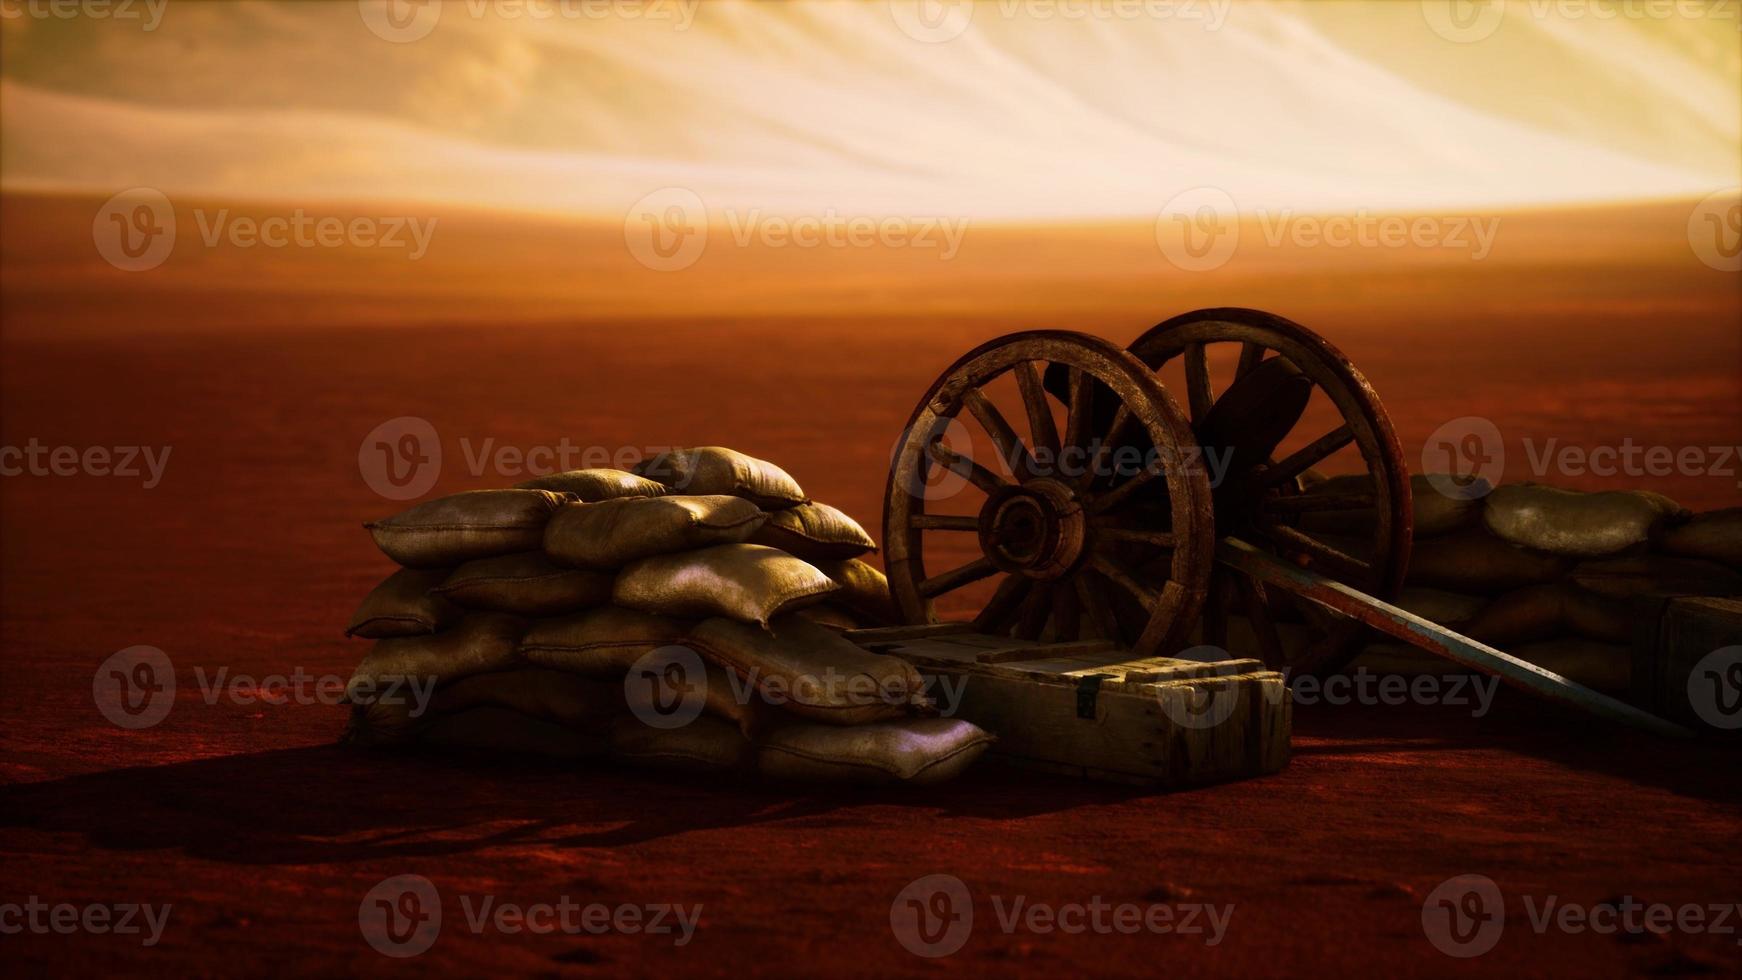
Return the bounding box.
[977,479,1086,580]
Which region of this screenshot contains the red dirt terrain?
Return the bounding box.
[2,195,1739,975]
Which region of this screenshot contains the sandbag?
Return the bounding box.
[433,552,613,616]
[1482,484,1684,558]
[346,613,525,703]
[543,495,765,569]
[1393,587,1488,628]
[418,706,609,760]
[519,606,693,679]
[1407,528,1572,594]
[635,447,807,509]
[514,468,667,501]
[1298,474,1479,538]
[749,501,877,561]
[757,718,994,785]
[1511,638,1632,694]
[794,603,868,631]
[1460,583,1633,645]
[615,544,838,626]
[1347,643,1463,678]
[1568,555,1742,600]
[346,567,458,638]
[432,668,621,733]
[1659,508,1742,570]
[366,489,573,568]
[809,557,902,626]
[608,714,752,772]
[684,615,924,725]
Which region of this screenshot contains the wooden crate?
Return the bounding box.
[847,623,1291,787]
[1649,596,1742,734]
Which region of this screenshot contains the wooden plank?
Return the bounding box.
[975,639,1120,664]
[915,665,1289,786]
[1654,596,1742,733]
[844,622,977,642]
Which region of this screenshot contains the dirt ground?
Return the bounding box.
[1,311,1738,975]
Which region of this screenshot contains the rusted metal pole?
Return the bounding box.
[1217,538,1692,737]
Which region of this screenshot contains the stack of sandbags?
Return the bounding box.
[339,447,991,786]
[1299,475,1742,692]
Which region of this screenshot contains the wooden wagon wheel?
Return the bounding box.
[884,331,1215,658]
[1121,308,1413,676]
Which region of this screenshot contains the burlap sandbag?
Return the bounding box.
[514,468,667,501]
[1407,528,1572,594]
[432,668,622,733]
[684,615,923,725]
[346,567,458,638]
[608,714,752,772]
[1511,638,1632,694]
[758,718,994,785]
[749,501,877,561]
[614,544,839,626]
[366,490,573,568]
[794,603,868,631]
[519,606,692,679]
[433,552,613,616]
[1347,642,1460,678]
[346,612,525,703]
[418,706,609,759]
[1482,484,1684,558]
[1393,587,1488,628]
[543,495,765,569]
[1460,583,1633,645]
[635,447,807,509]
[809,557,902,626]
[1660,508,1742,570]
[1568,555,1742,599]
[1298,474,1480,538]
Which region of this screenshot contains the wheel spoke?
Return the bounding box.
[911,513,980,531]
[1264,490,1375,514]
[1235,341,1266,380]
[1203,571,1229,650]
[1088,554,1159,612]
[927,437,1010,494]
[963,389,1035,480]
[1016,361,1062,464]
[1077,403,1134,491]
[1014,584,1052,640]
[1262,424,1354,487]
[1074,572,1120,640]
[1235,573,1286,667]
[1259,523,1372,581]
[918,556,999,598]
[973,574,1032,632]
[1046,585,1080,643]
[1184,341,1213,423]
[1093,527,1176,548]
[1062,367,1094,461]
[1086,462,1164,515]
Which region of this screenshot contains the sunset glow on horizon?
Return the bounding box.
[2,0,1738,220]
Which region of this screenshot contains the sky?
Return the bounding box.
[1,0,1739,219]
